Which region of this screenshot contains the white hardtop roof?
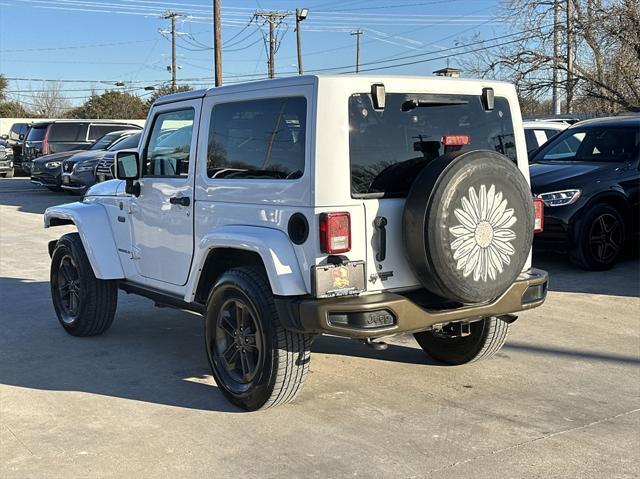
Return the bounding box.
[154,74,515,105]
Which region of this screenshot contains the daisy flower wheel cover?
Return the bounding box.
[403,150,534,304]
[450,184,517,282]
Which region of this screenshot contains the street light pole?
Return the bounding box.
[295,8,308,75]
[351,29,363,74]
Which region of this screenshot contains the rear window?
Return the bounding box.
[349,93,516,197]
[89,124,131,141]
[49,123,86,142]
[26,126,47,142]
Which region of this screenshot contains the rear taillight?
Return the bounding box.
[533,197,544,233]
[319,212,351,254]
[42,128,50,155]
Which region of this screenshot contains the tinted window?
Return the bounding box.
[9,123,28,140]
[207,97,306,179]
[144,110,194,177]
[26,126,47,142]
[49,123,86,141]
[109,132,141,151]
[90,132,125,150]
[349,93,515,197]
[541,128,561,140]
[535,127,639,162]
[88,124,131,141]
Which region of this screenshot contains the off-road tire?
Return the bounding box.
[50,233,118,336]
[570,204,625,271]
[414,316,510,365]
[204,267,312,411]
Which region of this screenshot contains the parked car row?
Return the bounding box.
[31,130,142,194]
[2,119,143,177]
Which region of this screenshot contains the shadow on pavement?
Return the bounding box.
[0,277,240,413]
[533,251,640,298]
[0,178,70,215]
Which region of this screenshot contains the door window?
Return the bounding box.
[143,109,194,177]
[49,123,86,141]
[88,124,130,141]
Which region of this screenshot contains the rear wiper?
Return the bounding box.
[401,99,468,112]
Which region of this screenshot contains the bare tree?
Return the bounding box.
[461,0,640,113]
[29,81,71,117]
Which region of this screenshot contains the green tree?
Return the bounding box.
[67,90,148,119]
[146,84,193,107]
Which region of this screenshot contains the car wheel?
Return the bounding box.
[205,267,312,411]
[414,316,510,365]
[571,204,625,271]
[50,233,118,336]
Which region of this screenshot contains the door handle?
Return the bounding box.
[374,216,387,262]
[169,196,191,207]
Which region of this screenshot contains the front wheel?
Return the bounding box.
[205,267,312,411]
[571,204,625,271]
[50,233,118,336]
[414,316,510,365]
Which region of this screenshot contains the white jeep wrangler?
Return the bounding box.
[45,75,548,411]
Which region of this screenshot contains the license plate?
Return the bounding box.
[312,261,365,298]
[62,176,70,184]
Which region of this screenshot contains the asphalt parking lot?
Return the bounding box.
[1,177,638,478]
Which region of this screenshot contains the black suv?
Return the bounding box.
[22,120,142,169]
[6,122,31,172]
[530,116,639,270]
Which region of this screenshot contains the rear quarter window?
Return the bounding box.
[48,123,87,142]
[89,124,131,141]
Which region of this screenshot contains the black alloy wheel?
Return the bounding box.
[55,254,82,324]
[588,213,623,264]
[571,204,626,271]
[213,297,264,387]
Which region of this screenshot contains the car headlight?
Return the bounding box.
[45,161,61,168]
[537,189,581,207]
[76,164,95,172]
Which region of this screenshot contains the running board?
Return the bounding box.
[118,281,204,314]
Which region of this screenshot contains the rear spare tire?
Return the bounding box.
[404,150,533,304]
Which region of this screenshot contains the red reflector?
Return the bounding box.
[441,134,470,146]
[320,212,351,254]
[533,197,544,233]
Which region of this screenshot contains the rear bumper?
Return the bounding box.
[277,268,548,338]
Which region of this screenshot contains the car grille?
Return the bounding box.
[95,157,114,178]
[0,150,7,160]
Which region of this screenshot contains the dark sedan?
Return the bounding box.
[530,116,639,270]
[31,130,139,192]
[61,130,141,194]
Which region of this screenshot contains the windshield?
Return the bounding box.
[533,126,639,163]
[26,126,47,142]
[90,132,123,150]
[108,132,141,151]
[349,93,516,197]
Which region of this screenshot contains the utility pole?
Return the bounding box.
[552,0,561,115]
[351,29,363,73]
[566,0,574,114]
[162,11,180,92]
[213,0,222,86]
[254,11,289,79]
[295,8,309,75]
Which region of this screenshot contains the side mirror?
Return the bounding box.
[115,150,141,196]
[115,150,140,181]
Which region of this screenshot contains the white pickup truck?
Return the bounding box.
[45,75,548,411]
